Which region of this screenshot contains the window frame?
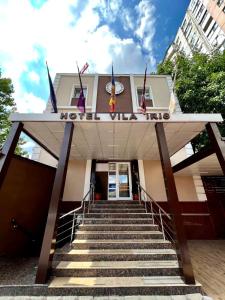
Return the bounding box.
[70,84,88,106]
[136,86,154,108]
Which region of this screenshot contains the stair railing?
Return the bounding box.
[55,183,95,246]
[137,183,175,244]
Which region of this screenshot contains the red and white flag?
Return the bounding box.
[80,62,89,74]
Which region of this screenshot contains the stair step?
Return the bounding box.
[53,260,181,277]
[83,218,154,224]
[72,239,172,249]
[89,209,146,213]
[93,201,140,204]
[85,213,152,219]
[79,224,158,231]
[92,204,143,209]
[54,249,177,261]
[75,231,163,239]
[48,276,201,296]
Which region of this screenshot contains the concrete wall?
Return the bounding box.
[133,76,171,108]
[63,159,86,201]
[143,160,198,202]
[56,75,95,107]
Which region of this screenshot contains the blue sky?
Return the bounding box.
[0,0,190,116]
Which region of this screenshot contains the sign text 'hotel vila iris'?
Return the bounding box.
[60,112,170,121]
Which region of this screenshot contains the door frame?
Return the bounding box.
[107,162,132,200]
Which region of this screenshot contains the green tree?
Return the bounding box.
[0,69,27,155]
[157,51,225,152]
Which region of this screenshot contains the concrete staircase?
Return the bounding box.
[49,200,202,297]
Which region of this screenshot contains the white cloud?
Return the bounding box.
[16,91,46,113]
[135,0,156,52]
[28,71,40,83]
[0,0,157,113]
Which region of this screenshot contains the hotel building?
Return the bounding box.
[0,72,224,297]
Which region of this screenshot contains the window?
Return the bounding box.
[71,87,87,106]
[207,22,218,40]
[192,0,201,14]
[196,5,204,21]
[137,87,153,107]
[217,0,223,7]
[199,11,208,26]
[203,16,213,32]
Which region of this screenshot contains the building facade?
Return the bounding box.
[1,71,225,291]
[165,0,225,61]
[32,73,213,204]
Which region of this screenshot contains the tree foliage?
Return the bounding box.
[157,51,225,151]
[0,69,27,155]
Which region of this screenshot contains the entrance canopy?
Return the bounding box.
[10,112,222,161]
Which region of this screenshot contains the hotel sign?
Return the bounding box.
[60,112,170,121]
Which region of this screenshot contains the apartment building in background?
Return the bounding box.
[165,0,225,61]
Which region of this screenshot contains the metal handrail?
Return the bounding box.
[137,183,171,220]
[56,183,95,245]
[137,182,175,243]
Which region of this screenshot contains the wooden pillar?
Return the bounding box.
[155,123,195,284]
[206,122,225,175]
[0,122,23,189]
[35,122,74,284]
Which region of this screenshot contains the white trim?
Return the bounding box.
[10,112,223,123]
[83,160,92,197]
[138,160,146,190]
[69,84,88,106]
[130,75,138,113]
[55,73,170,79]
[92,74,98,112]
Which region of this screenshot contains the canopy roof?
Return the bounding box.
[11,113,222,163]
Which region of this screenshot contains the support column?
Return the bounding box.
[35,122,74,284]
[0,122,23,189]
[155,123,195,284]
[206,122,225,175]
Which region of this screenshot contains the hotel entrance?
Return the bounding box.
[95,162,133,200]
[108,162,132,200]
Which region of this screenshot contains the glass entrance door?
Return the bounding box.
[108,162,132,200]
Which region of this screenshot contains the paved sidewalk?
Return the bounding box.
[0,294,205,300]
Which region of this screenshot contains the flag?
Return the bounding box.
[140,65,147,114]
[109,65,116,112]
[76,63,86,113]
[80,62,89,74]
[46,62,58,113]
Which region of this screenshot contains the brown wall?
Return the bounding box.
[96,76,133,113]
[160,201,216,239]
[0,155,56,255]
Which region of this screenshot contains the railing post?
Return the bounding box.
[35,122,74,284]
[159,209,165,240]
[155,123,195,284]
[151,201,154,224]
[70,211,76,244]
